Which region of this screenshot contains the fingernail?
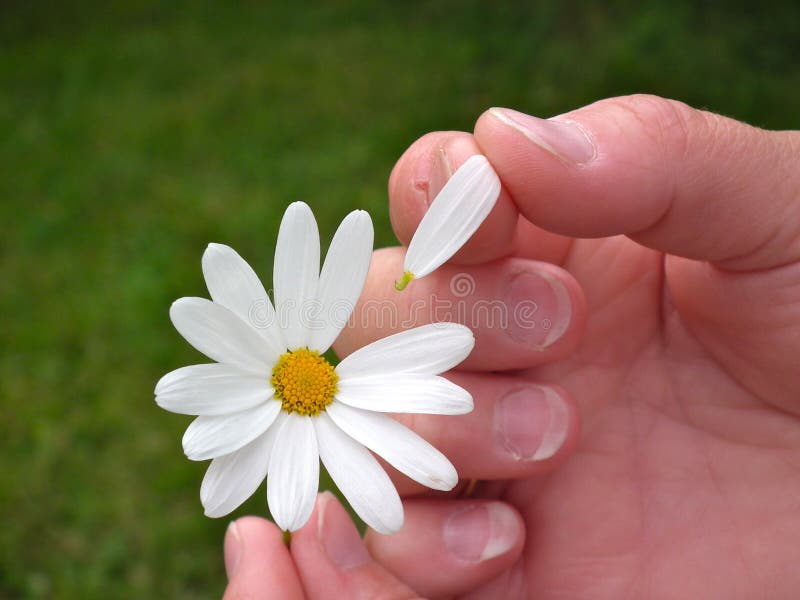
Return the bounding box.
[413,145,455,208]
[503,270,571,349]
[490,107,596,164]
[318,491,371,570]
[443,503,519,562]
[224,521,242,579]
[426,146,454,206]
[495,386,569,461]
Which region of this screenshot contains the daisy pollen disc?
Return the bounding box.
[271,348,338,416]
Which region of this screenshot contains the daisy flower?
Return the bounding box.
[156,202,474,534]
[395,154,502,290]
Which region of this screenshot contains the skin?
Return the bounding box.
[223,95,800,599]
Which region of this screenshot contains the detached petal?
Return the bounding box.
[307,210,373,354]
[336,322,474,378]
[273,202,320,350]
[327,402,458,491]
[156,363,272,416]
[403,154,501,279]
[267,413,319,531]
[200,415,284,518]
[182,400,281,461]
[170,297,278,374]
[336,374,473,415]
[314,412,403,535]
[202,243,285,355]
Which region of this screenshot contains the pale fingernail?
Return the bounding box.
[318,491,371,570]
[443,503,520,562]
[427,146,454,206]
[224,521,242,579]
[495,386,569,461]
[503,270,571,349]
[490,107,596,164]
[413,145,455,208]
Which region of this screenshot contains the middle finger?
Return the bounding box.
[335,247,586,371]
[379,371,579,497]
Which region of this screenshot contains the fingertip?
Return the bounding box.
[385,375,581,497]
[225,516,285,575]
[388,131,518,264]
[443,502,524,563]
[387,131,449,239]
[290,493,419,598]
[316,491,373,570]
[222,516,305,600]
[365,499,525,598]
[335,248,587,372]
[223,521,241,579]
[475,106,598,236]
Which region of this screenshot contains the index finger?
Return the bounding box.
[389,131,518,265]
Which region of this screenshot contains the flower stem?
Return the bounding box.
[282,529,292,547]
[394,271,415,291]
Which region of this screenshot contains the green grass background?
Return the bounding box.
[1,1,798,597]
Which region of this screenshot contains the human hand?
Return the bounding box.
[333,95,800,598]
[222,95,800,598]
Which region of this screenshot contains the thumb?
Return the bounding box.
[222,517,305,599]
[476,94,800,270]
[290,492,422,599]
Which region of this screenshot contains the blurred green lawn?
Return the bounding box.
[1,1,798,597]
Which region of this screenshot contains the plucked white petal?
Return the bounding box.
[327,402,458,491]
[200,415,284,518]
[404,154,501,278]
[314,413,403,534]
[336,322,474,378]
[267,413,319,531]
[202,243,285,355]
[307,210,373,353]
[273,202,320,350]
[182,400,281,461]
[170,297,278,374]
[155,363,272,416]
[335,373,473,415]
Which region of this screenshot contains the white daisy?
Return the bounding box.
[156,202,475,534]
[396,154,501,290]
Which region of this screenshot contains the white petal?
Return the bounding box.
[273,202,320,350]
[404,154,501,278]
[267,413,319,531]
[336,322,474,378]
[170,297,278,374]
[307,210,373,353]
[202,243,285,355]
[156,363,272,416]
[327,402,458,491]
[314,413,403,534]
[336,374,473,415]
[182,400,281,461]
[200,415,284,518]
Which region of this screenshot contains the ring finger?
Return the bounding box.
[382,371,579,496]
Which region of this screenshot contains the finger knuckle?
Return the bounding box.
[606,94,709,161]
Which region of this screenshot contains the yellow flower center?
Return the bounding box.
[270,348,338,416]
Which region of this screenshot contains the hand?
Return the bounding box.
[224,95,800,598]
[338,95,800,598]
